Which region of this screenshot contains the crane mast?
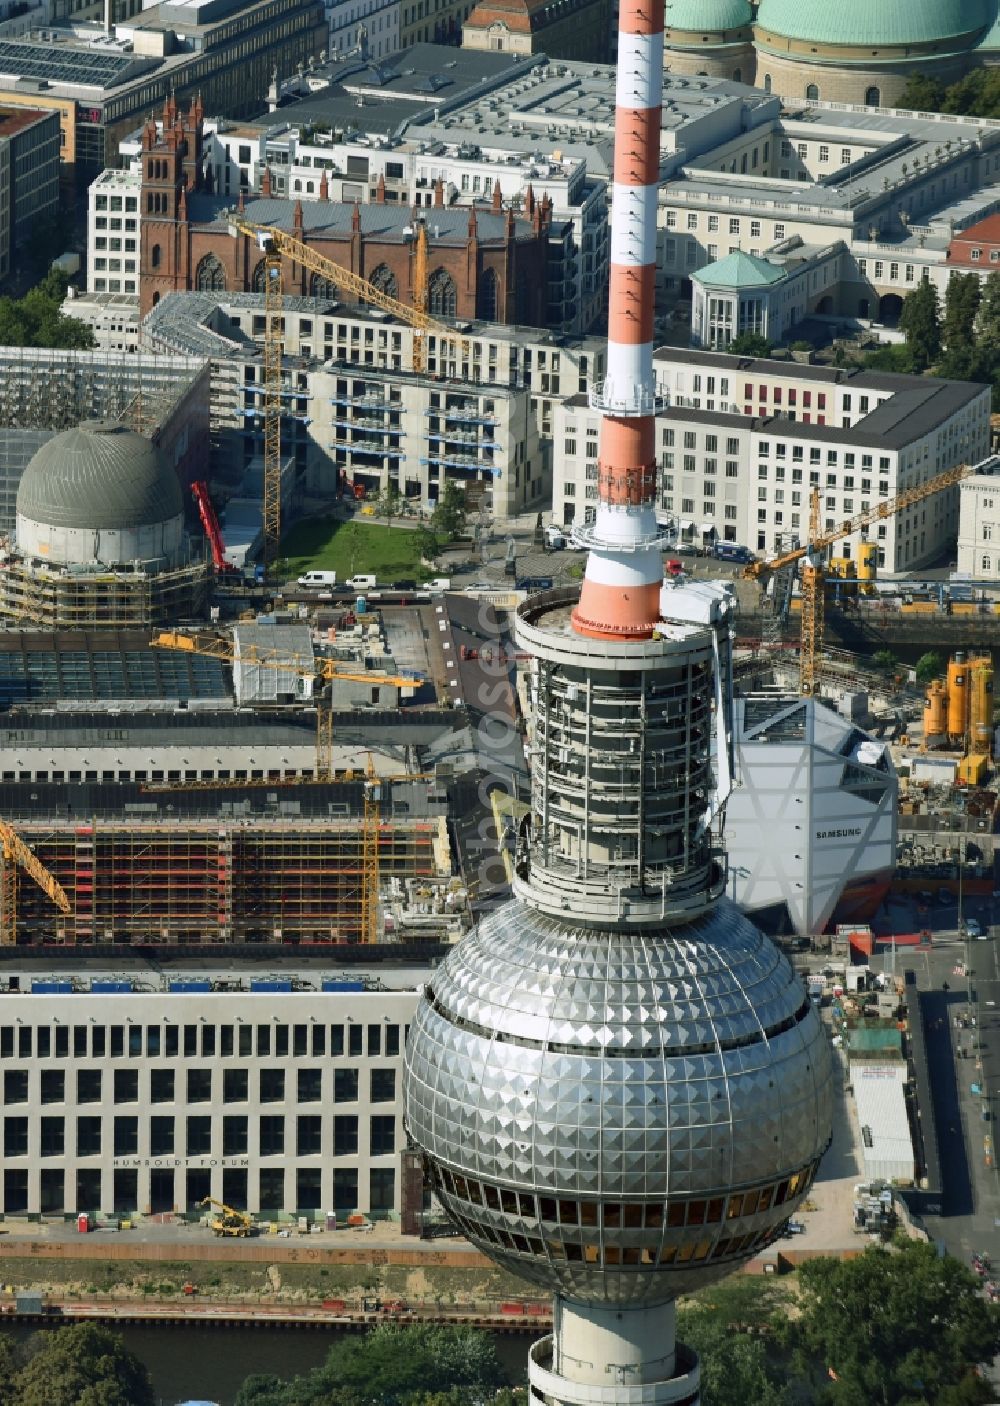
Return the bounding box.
[747,461,976,694]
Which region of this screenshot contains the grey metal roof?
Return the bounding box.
[190,195,534,245]
[17,422,182,531]
[0,630,227,705]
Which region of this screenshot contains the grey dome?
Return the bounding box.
[404,896,833,1306]
[17,422,183,531]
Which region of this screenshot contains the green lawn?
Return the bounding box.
[279,517,429,582]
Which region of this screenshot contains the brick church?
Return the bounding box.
[138,97,551,324]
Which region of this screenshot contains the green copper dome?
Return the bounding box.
[755,0,991,48]
[665,0,753,31]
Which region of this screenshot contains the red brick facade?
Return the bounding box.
[138,99,550,324]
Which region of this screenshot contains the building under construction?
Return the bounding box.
[2,780,452,948]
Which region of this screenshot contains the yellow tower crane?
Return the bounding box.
[0,819,73,947]
[746,461,977,695]
[228,215,468,577]
[151,630,418,781]
[228,216,468,376]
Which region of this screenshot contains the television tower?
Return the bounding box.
[403,2,834,1401]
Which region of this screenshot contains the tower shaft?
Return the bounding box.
[572,0,665,641]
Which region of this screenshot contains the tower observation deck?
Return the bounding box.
[402,2,834,1401]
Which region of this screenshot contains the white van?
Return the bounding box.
[426,577,451,593]
[346,574,377,591]
[297,570,337,587]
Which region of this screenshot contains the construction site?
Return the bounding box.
[2,801,453,948]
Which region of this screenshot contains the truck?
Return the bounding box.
[807,977,825,1006]
[712,541,753,564]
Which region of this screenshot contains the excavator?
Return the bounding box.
[199,1196,254,1237]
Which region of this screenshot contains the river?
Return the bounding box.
[0,1321,532,1406]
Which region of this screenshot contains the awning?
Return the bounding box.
[700,522,716,535]
[679,519,694,531]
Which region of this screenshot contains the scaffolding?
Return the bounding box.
[7,815,449,947]
[0,559,210,631]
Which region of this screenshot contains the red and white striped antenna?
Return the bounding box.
[572,0,668,640]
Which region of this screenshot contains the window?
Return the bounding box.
[371,1115,396,1156]
[260,1069,285,1103]
[806,84,819,101]
[41,1070,65,1105]
[151,1069,174,1103]
[151,1116,174,1156]
[187,1116,211,1156]
[335,1068,359,1102]
[4,1070,27,1102]
[224,1069,248,1103]
[187,1069,212,1103]
[260,1116,285,1156]
[114,1116,138,1156]
[386,1025,401,1058]
[297,1115,322,1155]
[707,215,718,232]
[298,1068,322,1102]
[77,1070,101,1103]
[77,1116,101,1157]
[728,218,740,236]
[223,1116,248,1156]
[4,1117,27,1156]
[428,268,457,318]
[335,1115,359,1156]
[115,1069,138,1103]
[865,86,880,107]
[195,254,226,292]
[818,146,829,163]
[260,1168,284,1211]
[371,1068,396,1103]
[348,1025,363,1058]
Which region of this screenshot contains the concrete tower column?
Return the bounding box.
[529,1301,700,1406]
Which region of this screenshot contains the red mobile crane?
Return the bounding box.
[191,481,234,574]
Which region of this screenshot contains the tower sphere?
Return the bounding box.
[405,895,832,1305]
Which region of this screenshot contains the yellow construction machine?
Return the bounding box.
[199,1196,254,1237]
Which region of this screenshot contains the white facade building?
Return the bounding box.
[690,243,844,350]
[957,455,1000,581]
[85,166,141,296]
[552,351,990,567]
[144,291,606,519]
[0,969,420,1218]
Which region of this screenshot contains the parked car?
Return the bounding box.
[965,919,984,939]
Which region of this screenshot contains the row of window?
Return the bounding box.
[0,1022,404,1061]
[2,1165,394,1215]
[435,1164,814,1233]
[3,1065,395,1107]
[3,1113,395,1159]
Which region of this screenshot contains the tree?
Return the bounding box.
[915,650,944,684]
[899,280,941,372]
[679,1307,789,1406]
[788,1241,1000,1405]
[0,266,94,351]
[976,271,1000,355]
[897,73,946,112]
[235,1324,509,1406]
[942,272,981,352]
[872,649,897,672]
[727,332,773,357]
[377,479,402,529]
[15,1324,155,1406]
[431,481,468,543]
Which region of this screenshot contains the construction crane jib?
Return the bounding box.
[227,216,469,374]
[150,631,417,782]
[745,461,976,695]
[0,819,72,947]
